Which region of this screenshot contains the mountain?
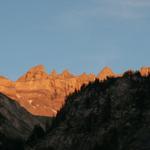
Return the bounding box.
[0,76,16,98]
[17,64,48,81]
[0,65,149,116]
[27,72,150,150]
[140,67,150,76]
[97,66,117,80]
[0,93,52,150]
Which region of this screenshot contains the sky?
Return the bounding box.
[0,0,150,80]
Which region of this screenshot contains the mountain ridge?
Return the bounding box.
[0,65,150,116]
[26,72,150,150]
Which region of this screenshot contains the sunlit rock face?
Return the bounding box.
[140,67,150,76]
[0,76,16,99]
[0,65,148,116]
[97,67,116,80]
[12,65,97,116]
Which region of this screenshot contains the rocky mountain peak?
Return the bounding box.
[50,69,58,77]
[97,66,115,80]
[17,65,48,82]
[60,69,73,78]
[100,66,113,73]
[28,64,46,73]
[88,73,96,79]
[80,72,87,77]
[140,67,150,76]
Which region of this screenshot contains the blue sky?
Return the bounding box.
[0,0,150,80]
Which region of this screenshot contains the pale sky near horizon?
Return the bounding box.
[0,0,150,80]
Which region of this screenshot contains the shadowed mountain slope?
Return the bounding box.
[27,72,150,150]
[0,93,52,150]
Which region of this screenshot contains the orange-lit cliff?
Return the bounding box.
[0,65,149,116]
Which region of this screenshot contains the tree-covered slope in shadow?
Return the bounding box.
[29,72,150,150]
[0,93,52,150]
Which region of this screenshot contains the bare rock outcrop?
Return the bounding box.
[97,67,118,80]
[0,76,16,99]
[1,65,147,117]
[140,67,150,76]
[17,65,49,81]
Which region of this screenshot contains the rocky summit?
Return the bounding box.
[0,65,150,116]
